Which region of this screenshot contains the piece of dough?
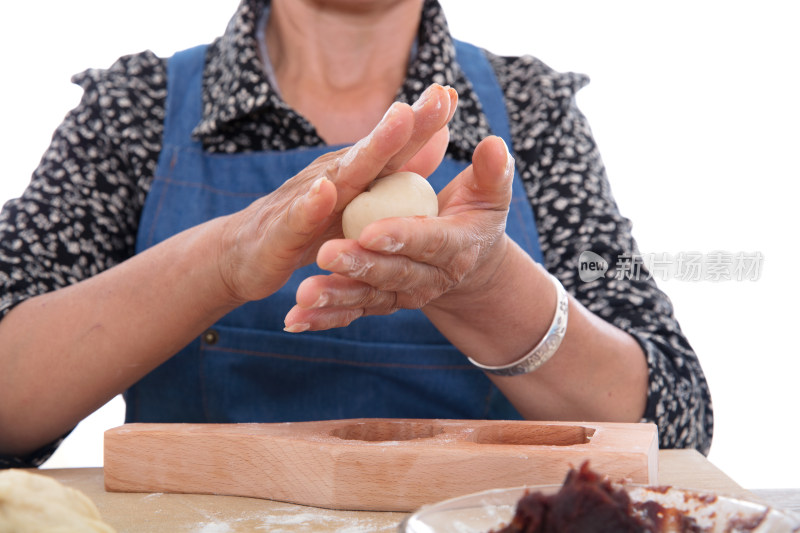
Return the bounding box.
[0,469,116,533]
[342,171,438,240]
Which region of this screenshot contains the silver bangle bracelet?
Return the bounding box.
[468,273,569,377]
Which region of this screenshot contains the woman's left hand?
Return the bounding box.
[284,134,515,332]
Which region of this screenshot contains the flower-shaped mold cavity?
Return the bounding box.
[469,423,595,446]
[330,420,445,442]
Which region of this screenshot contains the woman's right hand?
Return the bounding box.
[214,83,457,305]
[0,84,456,457]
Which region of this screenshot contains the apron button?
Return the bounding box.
[202,329,219,345]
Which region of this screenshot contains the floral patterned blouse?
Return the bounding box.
[0,0,712,467]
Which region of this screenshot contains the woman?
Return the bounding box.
[0,0,712,466]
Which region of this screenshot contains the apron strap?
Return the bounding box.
[162,45,207,150]
[454,39,545,264]
[453,40,514,149]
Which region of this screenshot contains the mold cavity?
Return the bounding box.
[330,421,444,442]
[470,424,594,446]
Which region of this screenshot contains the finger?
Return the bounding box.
[398,124,450,178]
[295,273,399,311]
[286,274,398,332]
[471,135,515,199]
[284,305,365,333]
[271,176,338,257]
[316,238,449,304]
[437,135,514,213]
[316,239,385,281]
[358,215,486,281]
[329,102,416,209]
[320,85,454,211]
[378,84,457,177]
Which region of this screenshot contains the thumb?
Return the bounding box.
[278,176,338,251]
[471,135,514,202]
[438,135,514,213]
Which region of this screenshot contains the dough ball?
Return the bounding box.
[0,469,116,533]
[342,171,438,240]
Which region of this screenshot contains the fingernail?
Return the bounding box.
[506,154,515,178]
[412,84,435,111]
[324,252,352,270]
[306,176,325,199]
[324,252,373,277]
[445,86,458,120]
[311,292,329,308]
[502,138,514,177]
[367,234,404,253]
[284,323,310,333]
[379,102,401,126]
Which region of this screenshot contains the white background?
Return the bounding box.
[1,1,798,489]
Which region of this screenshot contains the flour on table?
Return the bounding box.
[195,522,233,533]
[192,506,398,533]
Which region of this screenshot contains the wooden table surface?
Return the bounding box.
[751,489,800,515]
[31,449,799,533]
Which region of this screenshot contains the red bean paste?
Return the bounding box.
[492,462,702,533]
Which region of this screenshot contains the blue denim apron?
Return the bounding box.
[126,40,544,423]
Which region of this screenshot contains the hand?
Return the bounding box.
[214,84,458,305]
[284,135,515,332]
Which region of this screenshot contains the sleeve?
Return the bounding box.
[0,434,69,470]
[0,50,166,320]
[491,53,713,454]
[0,50,166,468]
